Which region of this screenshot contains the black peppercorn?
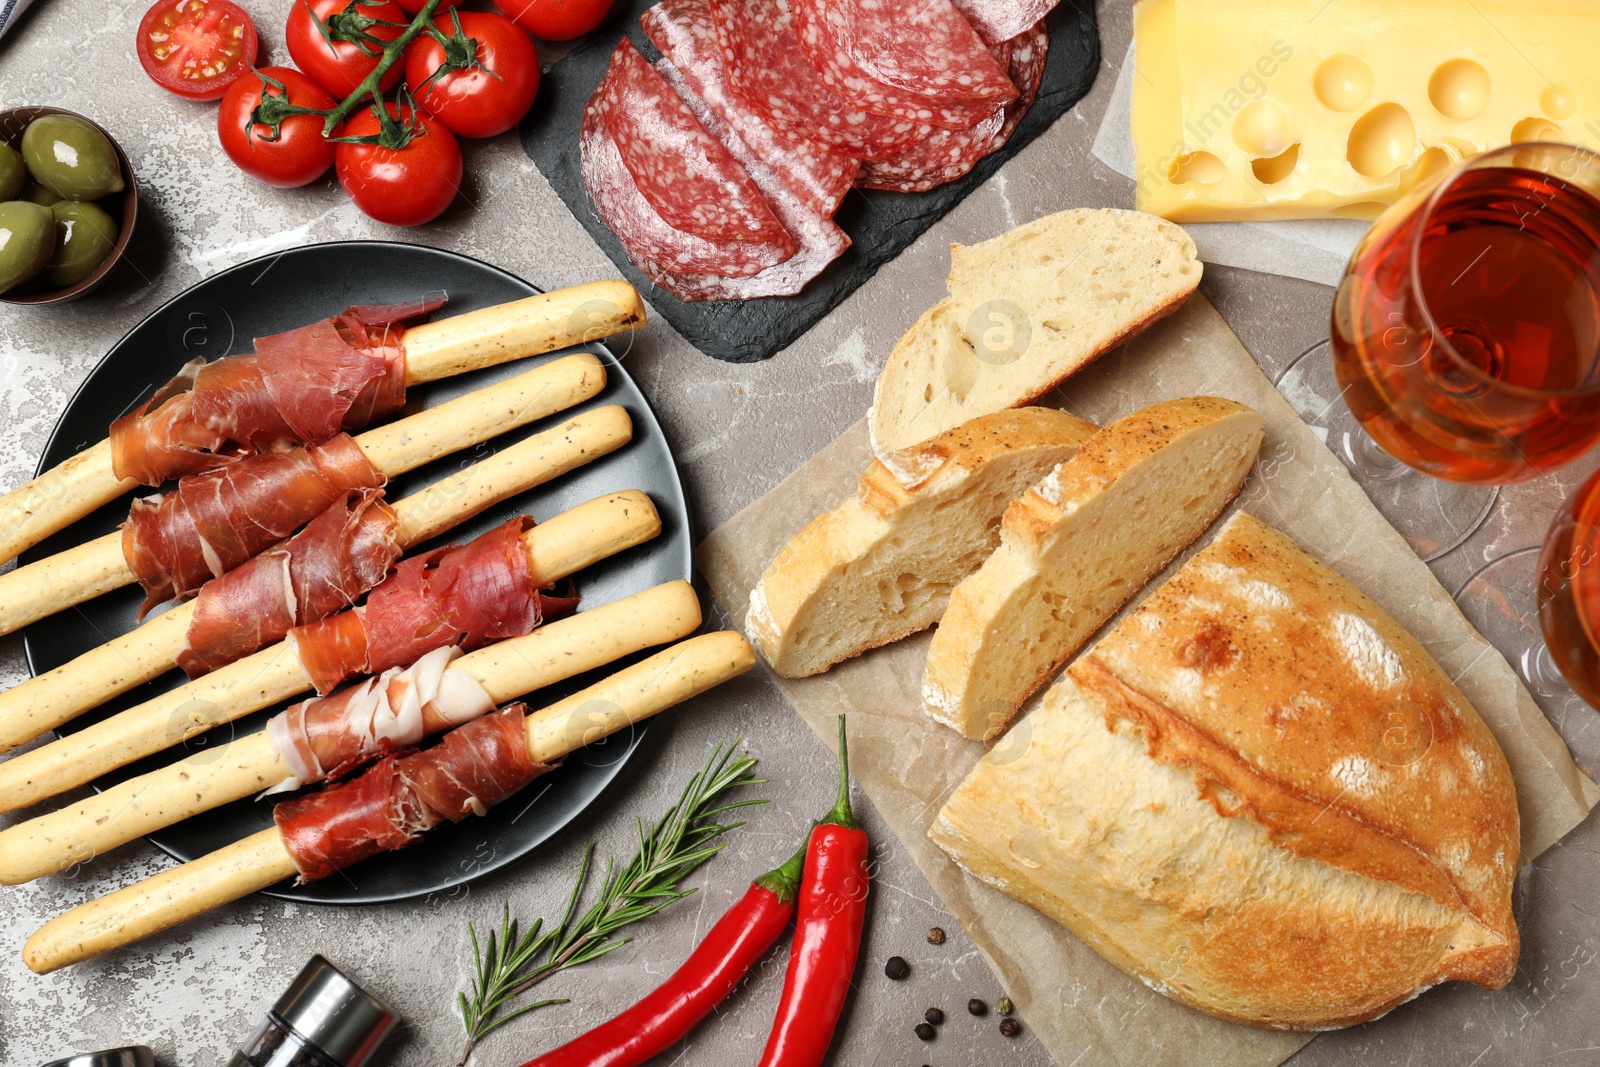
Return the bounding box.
[914,1022,936,1041]
[924,1007,944,1025]
[967,998,988,1016]
[926,926,945,944]
[999,1017,1022,1038]
[885,956,910,980]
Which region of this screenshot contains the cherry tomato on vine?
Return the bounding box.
[495,0,611,41]
[405,12,539,139]
[136,0,260,101]
[392,0,461,15]
[286,0,409,99]
[217,67,337,188]
[334,98,462,226]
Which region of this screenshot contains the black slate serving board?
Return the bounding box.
[521,0,1100,363]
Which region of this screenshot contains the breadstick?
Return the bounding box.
[0,579,702,884]
[0,280,644,569]
[0,407,636,757]
[0,489,663,812]
[0,352,608,639]
[23,631,750,974]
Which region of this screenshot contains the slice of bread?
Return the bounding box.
[746,407,1099,678]
[869,209,1201,457]
[922,396,1264,739]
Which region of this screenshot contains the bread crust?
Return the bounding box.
[931,511,1520,1029]
[747,408,1098,678]
[924,397,1263,739]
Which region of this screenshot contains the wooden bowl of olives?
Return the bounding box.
[0,106,138,305]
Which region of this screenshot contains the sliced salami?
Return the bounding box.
[580,96,796,279]
[950,0,1058,47]
[791,0,1016,129]
[707,0,932,161]
[653,57,850,301]
[595,38,792,246]
[643,0,858,216]
[856,24,1047,192]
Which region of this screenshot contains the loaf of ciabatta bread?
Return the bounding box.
[923,396,1264,740]
[930,512,1520,1030]
[746,408,1098,679]
[869,209,1201,457]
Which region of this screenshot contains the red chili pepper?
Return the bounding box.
[519,845,806,1067]
[757,714,869,1067]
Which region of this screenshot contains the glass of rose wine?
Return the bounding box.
[1331,141,1600,486]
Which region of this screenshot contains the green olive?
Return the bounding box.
[42,200,117,288]
[0,201,58,294]
[18,182,60,206]
[21,115,125,202]
[0,144,26,202]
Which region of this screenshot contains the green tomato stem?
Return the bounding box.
[321,0,446,137]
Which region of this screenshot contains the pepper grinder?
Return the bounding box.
[41,1049,155,1067]
[227,956,396,1067]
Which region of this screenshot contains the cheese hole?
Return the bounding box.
[1398,147,1452,194]
[1250,143,1300,184]
[1232,99,1292,157]
[1347,103,1416,178]
[1167,150,1225,185]
[1428,59,1490,120]
[1511,116,1563,143]
[1314,54,1372,112]
[1541,84,1578,120]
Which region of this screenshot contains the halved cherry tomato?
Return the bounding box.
[334,99,462,226]
[286,0,409,99]
[218,67,337,188]
[494,0,611,41]
[405,12,539,139]
[136,0,260,101]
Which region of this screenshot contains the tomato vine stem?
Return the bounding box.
[320,0,445,136]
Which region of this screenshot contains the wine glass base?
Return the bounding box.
[1277,340,1498,562]
[1455,549,1600,750]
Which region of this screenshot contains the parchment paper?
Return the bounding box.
[1089,40,1367,287]
[697,293,1600,1067]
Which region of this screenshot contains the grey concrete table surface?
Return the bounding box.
[2,1,1598,1065]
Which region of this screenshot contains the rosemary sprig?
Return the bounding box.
[456,740,766,1066]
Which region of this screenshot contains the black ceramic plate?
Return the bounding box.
[522,0,1100,363]
[21,241,693,904]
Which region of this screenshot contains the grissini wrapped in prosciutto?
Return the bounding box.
[174,489,402,678]
[0,353,615,640]
[109,297,443,486]
[0,406,631,762]
[123,434,385,613]
[288,516,578,694]
[22,630,754,973]
[0,279,646,573]
[274,702,545,882]
[0,578,698,886]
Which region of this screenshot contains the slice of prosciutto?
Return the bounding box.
[175,489,402,678]
[856,24,1048,192]
[596,38,792,249]
[642,0,858,217]
[266,645,498,792]
[790,0,1016,130]
[708,0,930,160]
[273,702,544,883]
[122,433,384,614]
[950,0,1058,46]
[287,516,578,695]
[109,297,443,486]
